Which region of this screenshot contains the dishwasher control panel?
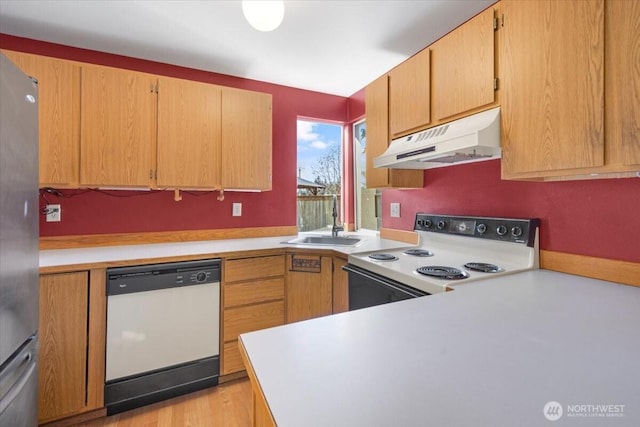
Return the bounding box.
[107,259,221,296]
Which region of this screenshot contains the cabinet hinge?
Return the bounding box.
[494,78,499,91]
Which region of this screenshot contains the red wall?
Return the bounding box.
[0,35,349,236]
[3,35,638,264]
[382,160,640,263]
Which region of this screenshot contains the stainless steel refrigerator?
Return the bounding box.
[0,53,40,426]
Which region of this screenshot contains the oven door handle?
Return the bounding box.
[342,264,426,297]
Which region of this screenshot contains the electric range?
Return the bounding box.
[347,214,540,296]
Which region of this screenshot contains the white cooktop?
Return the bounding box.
[348,230,539,295]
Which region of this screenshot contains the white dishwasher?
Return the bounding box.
[105,259,220,415]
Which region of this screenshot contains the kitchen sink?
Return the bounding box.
[284,236,362,246]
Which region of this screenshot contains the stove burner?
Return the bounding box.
[463,262,504,273]
[368,253,398,261]
[403,248,434,257]
[416,266,469,280]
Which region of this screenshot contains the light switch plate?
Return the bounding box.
[232,203,242,217]
[390,203,400,218]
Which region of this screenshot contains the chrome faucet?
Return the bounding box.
[331,195,344,237]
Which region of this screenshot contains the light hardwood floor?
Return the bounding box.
[79,379,252,427]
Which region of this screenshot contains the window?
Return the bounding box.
[296,120,343,232]
[353,120,380,231]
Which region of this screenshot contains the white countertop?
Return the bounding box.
[240,270,640,426]
[39,230,413,268]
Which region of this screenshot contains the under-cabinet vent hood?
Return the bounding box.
[374,107,501,169]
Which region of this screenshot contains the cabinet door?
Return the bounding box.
[432,7,496,121]
[605,0,640,167]
[221,89,272,190]
[80,65,157,187]
[38,272,88,423]
[286,254,332,323]
[2,51,80,187]
[365,75,423,189]
[332,256,349,314]
[365,75,392,188]
[500,0,604,177]
[388,48,430,137]
[157,77,222,188]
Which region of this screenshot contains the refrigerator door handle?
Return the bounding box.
[0,351,36,416]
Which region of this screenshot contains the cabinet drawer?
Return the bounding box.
[224,255,285,282]
[223,300,284,342]
[224,278,284,308]
[222,340,245,375]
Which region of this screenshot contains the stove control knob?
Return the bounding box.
[437,220,446,230]
[476,223,487,235]
[496,225,508,236]
[511,226,523,237]
[424,219,433,229]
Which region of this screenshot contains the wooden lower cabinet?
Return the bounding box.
[38,270,106,424]
[332,256,349,314]
[222,254,285,375]
[285,254,332,323]
[238,338,276,427]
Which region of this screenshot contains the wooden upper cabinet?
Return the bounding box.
[365,75,391,189]
[500,0,605,178]
[156,77,222,188]
[431,6,497,122]
[2,51,80,187]
[364,75,423,189]
[80,65,157,187]
[221,89,272,190]
[388,48,431,137]
[605,0,640,168]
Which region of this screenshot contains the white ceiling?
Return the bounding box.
[0,0,494,97]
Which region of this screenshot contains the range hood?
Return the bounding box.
[374,107,501,169]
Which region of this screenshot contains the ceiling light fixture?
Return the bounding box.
[242,0,285,32]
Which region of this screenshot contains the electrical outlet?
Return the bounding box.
[390,203,401,218]
[232,203,242,217]
[46,204,61,222]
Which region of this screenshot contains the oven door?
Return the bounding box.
[344,264,429,311]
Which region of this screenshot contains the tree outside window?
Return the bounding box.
[297,120,343,231]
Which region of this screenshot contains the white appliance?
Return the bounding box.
[0,53,39,427]
[105,259,220,415]
[374,107,501,169]
[346,214,539,307]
